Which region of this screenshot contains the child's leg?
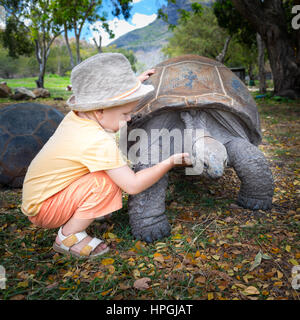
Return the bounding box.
[29,171,123,229]
[29,171,122,256]
[55,217,108,254]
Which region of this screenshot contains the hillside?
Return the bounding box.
[109,0,215,70]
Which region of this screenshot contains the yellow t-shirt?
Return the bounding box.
[21,111,127,217]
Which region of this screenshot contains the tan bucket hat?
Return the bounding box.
[66,53,154,111]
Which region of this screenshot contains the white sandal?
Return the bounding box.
[53,226,110,259]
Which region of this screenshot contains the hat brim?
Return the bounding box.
[66,83,154,111]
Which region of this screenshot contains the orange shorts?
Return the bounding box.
[28,171,123,229]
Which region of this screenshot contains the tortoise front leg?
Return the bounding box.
[225,138,274,210]
[128,163,171,243]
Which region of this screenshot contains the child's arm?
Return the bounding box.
[106,153,191,195]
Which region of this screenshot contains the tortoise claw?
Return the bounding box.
[237,195,273,211]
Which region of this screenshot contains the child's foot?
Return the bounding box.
[55,227,108,256]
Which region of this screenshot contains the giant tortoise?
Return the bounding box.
[0,103,64,188]
[124,55,274,243]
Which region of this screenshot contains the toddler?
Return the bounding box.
[21,53,191,259]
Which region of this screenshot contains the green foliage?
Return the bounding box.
[163,7,222,58]
[0,46,19,78]
[0,44,38,78]
[0,16,34,58]
[0,36,139,79]
[213,0,256,48]
[163,5,257,69]
[103,45,137,72]
[51,0,103,29]
[52,0,134,64]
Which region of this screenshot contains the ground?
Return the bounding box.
[0,85,299,300]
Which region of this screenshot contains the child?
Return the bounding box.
[21,53,191,259]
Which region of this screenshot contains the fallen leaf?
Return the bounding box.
[107,232,117,239]
[119,282,131,290]
[274,281,283,286]
[17,281,28,288]
[106,265,115,274]
[9,294,25,300]
[172,262,182,270]
[207,292,214,300]
[242,286,260,296]
[195,250,201,258]
[277,270,283,279]
[249,250,271,271]
[133,277,151,290]
[289,259,299,266]
[101,258,115,266]
[134,240,146,252]
[249,251,262,271]
[63,271,73,278]
[243,274,254,283]
[101,288,112,296]
[153,252,164,263]
[195,276,206,284]
[133,269,140,278]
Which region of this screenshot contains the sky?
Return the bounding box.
[86,0,168,47]
[0,1,168,44]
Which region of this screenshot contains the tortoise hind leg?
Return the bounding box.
[225,138,274,210]
[128,163,171,243]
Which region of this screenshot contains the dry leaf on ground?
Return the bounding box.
[134,277,151,290]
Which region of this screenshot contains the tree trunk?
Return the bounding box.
[216,35,232,63]
[248,64,255,81]
[232,0,300,99]
[36,68,45,88]
[75,33,81,65]
[34,40,45,88]
[93,34,102,53]
[36,52,47,88]
[64,24,75,69]
[256,33,267,94]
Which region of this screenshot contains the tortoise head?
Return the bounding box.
[182,110,227,179]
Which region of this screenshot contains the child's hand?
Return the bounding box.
[169,153,192,167]
[138,69,155,82]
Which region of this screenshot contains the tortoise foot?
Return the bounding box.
[237,194,272,211]
[132,218,171,243]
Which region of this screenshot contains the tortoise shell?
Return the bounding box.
[0,103,64,188]
[131,55,262,145]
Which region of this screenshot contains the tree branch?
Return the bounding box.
[78,1,96,38]
[231,0,265,33]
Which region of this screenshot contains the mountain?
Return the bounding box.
[109,0,215,70]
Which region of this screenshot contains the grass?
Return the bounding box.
[0,74,71,101]
[0,79,299,300]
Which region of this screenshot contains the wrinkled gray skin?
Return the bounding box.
[127,109,274,243]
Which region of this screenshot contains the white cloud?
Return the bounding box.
[0,6,6,29]
[89,12,157,47]
[132,13,157,27]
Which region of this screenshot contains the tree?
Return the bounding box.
[214,0,266,89]
[1,0,63,88]
[103,44,137,72]
[230,0,300,98]
[0,15,34,58]
[90,20,114,54]
[162,5,257,72]
[52,0,133,67]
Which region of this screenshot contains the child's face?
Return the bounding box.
[97,101,138,133]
